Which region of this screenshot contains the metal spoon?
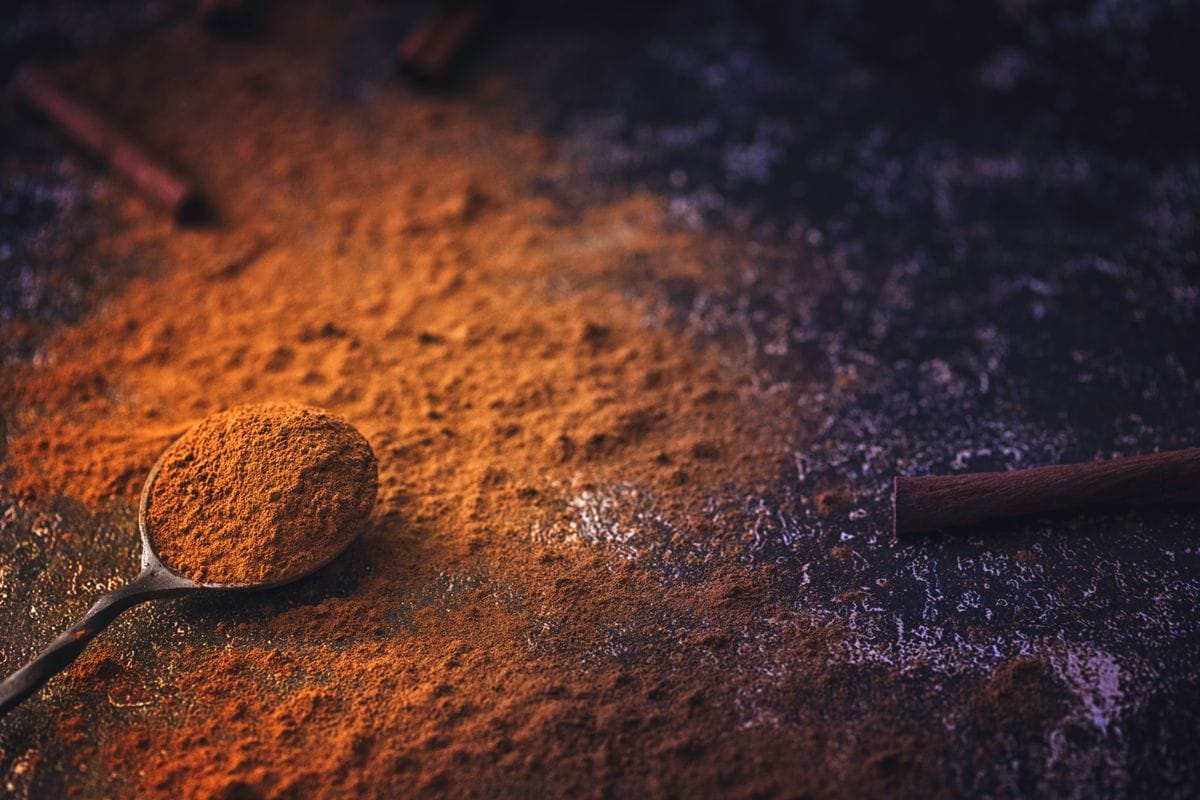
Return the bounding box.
[0,442,369,717]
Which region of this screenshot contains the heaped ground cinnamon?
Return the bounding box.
[145,403,377,585]
[0,6,1076,800]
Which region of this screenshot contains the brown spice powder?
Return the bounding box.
[0,8,1004,800]
[145,403,377,585]
[0,12,836,796]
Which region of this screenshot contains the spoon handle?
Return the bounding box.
[0,565,195,718]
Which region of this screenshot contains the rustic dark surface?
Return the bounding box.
[2,1,1199,797]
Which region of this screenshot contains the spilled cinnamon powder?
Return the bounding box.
[0,13,829,798]
[0,8,973,800]
[145,403,377,585]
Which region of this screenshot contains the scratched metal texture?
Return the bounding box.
[2,1,1200,797]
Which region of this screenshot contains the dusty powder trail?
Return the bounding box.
[0,6,1079,800]
[0,11,812,797]
[146,403,378,585]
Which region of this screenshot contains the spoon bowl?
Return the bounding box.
[135,445,362,591]
[0,405,376,717]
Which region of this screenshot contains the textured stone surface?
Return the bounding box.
[2,1,1198,796]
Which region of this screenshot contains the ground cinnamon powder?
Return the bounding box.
[0,7,1071,799]
[145,403,377,585]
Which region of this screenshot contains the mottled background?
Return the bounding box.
[3,1,1199,796]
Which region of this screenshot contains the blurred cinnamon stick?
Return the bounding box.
[397,4,488,84]
[14,66,207,224]
[894,447,1200,536]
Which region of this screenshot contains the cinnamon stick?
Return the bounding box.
[397,4,487,85]
[14,66,207,224]
[894,447,1200,536]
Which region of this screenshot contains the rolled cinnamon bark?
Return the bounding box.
[14,66,207,224]
[397,4,488,84]
[894,447,1200,535]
